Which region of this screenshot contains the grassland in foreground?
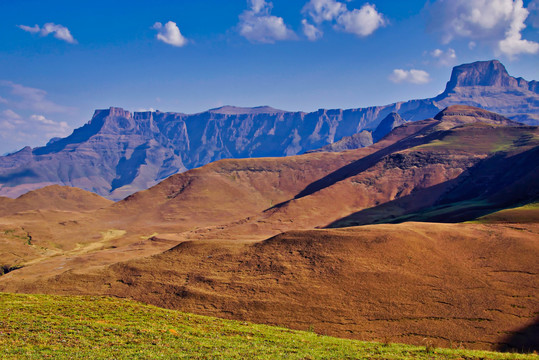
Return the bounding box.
[0,293,536,359]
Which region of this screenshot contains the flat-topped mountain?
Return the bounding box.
[0,60,538,199]
[435,60,539,124]
[441,59,538,91]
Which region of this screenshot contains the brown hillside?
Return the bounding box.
[0,105,538,352]
[6,221,537,351]
[0,185,112,217]
[433,105,519,128]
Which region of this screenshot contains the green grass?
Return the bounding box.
[469,202,539,224]
[0,293,535,359]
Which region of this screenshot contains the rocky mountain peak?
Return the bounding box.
[442,60,518,94]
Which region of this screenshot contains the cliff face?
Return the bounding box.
[0,60,538,199]
[435,60,539,124]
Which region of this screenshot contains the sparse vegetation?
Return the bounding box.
[0,293,535,359]
[0,265,23,276]
[2,228,32,245]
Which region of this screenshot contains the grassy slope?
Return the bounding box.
[470,202,539,224]
[0,293,535,360]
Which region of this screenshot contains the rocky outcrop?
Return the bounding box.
[372,112,407,142]
[0,60,538,199]
[306,131,373,153]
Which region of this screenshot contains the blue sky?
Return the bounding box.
[1,0,538,154]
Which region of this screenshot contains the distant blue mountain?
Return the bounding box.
[0,60,537,200]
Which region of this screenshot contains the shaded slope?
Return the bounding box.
[328,126,539,227]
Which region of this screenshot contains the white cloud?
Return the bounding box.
[430,48,457,66]
[2,109,22,120]
[302,0,386,39]
[1,110,70,141]
[152,21,188,47]
[250,0,268,13]
[18,23,77,44]
[427,0,538,58]
[498,2,539,57]
[303,0,346,23]
[238,0,295,43]
[30,114,70,137]
[18,24,40,34]
[1,109,25,130]
[0,109,72,147]
[302,19,323,41]
[0,96,7,104]
[335,4,386,37]
[389,69,431,84]
[0,80,73,113]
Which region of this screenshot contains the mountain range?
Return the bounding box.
[1,104,537,351]
[0,59,538,200]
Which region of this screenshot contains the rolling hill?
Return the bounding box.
[0,105,537,352]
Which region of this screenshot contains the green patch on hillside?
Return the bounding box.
[470,202,539,224]
[0,293,535,359]
[412,126,539,154]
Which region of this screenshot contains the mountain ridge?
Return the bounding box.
[1,60,538,199]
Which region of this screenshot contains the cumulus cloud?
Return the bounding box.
[238,0,295,43]
[302,0,385,39]
[498,2,539,57]
[335,4,386,37]
[389,69,431,84]
[0,80,73,113]
[302,19,323,41]
[430,48,457,66]
[152,21,188,47]
[18,23,77,44]
[427,0,539,58]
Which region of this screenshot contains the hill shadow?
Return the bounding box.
[326,146,539,227]
[294,120,441,200]
[498,317,539,353]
